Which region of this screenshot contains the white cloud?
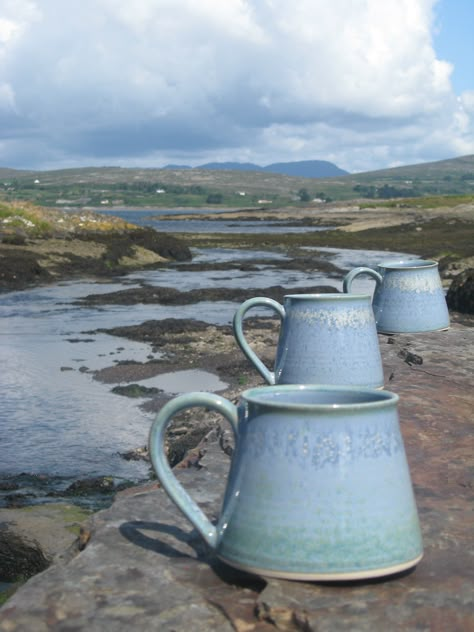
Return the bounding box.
[0,0,472,172]
[0,18,20,45]
[460,91,474,116]
[0,82,15,111]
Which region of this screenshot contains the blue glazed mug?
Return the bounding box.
[343,259,450,334]
[233,293,384,389]
[149,385,423,580]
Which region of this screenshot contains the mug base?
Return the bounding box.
[218,552,423,582]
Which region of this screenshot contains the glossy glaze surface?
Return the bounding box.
[233,294,384,388]
[149,385,423,579]
[343,260,450,333]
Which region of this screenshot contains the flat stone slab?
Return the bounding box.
[1,323,473,631]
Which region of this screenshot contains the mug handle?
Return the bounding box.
[148,392,238,550]
[343,267,383,294]
[232,297,285,385]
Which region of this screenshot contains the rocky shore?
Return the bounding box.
[1,200,473,619]
[0,203,192,291]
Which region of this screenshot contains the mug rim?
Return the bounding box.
[284,292,372,300]
[241,384,399,411]
[378,259,438,270]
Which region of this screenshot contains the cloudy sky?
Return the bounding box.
[0,0,473,174]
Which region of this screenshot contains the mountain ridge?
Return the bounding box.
[163,159,349,178]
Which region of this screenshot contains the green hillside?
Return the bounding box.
[0,155,473,208]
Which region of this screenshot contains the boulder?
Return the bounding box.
[446,268,474,314]
[0,529,49,583]
[0,503,91,583]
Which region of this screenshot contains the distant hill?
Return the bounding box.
[194,162,263,172]
[162,164,191,170]
[164,160,349,178]
[0,154,472,207]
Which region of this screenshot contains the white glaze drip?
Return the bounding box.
[293,307,374,328]
[383,272,442,293]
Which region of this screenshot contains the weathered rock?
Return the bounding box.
[0,249,52,290]
[438,254,474,282]
[0,228,192,291]
[1,233,26,246]
[0,504,92,582]
[0,530,49,583]
[111,384,163,398]
[0,324,473,630]
[446,268,474,314]
[63,477,116,497]
[75,227,192,267]
[128,227,192,262]
[118,447,149,462]
[397,348,423,366]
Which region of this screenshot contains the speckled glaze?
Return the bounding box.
[343,259,450,334]
[149,386,423,580]
[233,293,384,388]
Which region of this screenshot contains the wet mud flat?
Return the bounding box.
[74,271,338,461]
[89,315,293,467]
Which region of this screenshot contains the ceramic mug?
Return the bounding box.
[233,293,384,389]
[343,259,450,334]
[149,385,423,580]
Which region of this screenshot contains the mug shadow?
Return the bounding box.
[119,519,266,590]
[119,519,204,559]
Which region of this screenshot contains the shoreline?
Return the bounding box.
[1,200,473,293]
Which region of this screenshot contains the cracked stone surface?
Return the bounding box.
[0,323,473,631]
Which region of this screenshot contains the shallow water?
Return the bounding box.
[127,246,343,292]
[140,369,228,393]
[98,208,334,233]
[0,231,410,484]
